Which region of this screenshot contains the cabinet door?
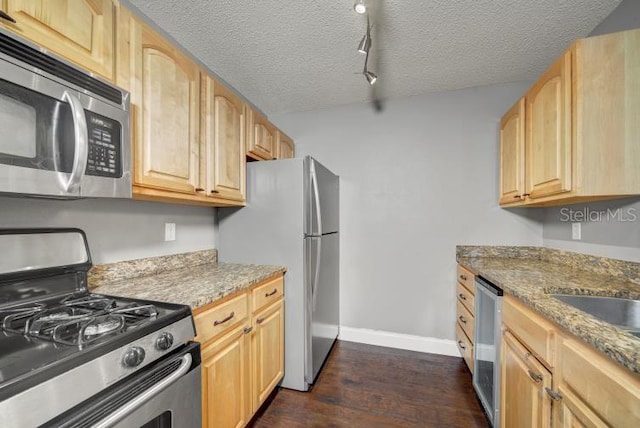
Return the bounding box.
[201,324,251,428]
[202,77,246,200]
[2,0,114,80]
[525,50,572,199]
[499,98,526,205]
[500,330,552,428]
[252,299,284,412]
[129,20,200,193]
[247,109,276,160]
[276,131,295,159]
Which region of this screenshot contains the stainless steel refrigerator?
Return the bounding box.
[218,156,339,391]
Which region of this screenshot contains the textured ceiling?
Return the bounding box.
[126,0,621,116]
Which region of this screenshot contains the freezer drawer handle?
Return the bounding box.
[213,312,235,326]
[458,315,467,324]
[265,288,278,297]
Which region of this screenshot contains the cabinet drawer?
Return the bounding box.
[456,281,475,314]
[252,276,284,313]
[456,299,475,343]
[558,336,640,428]
[456,323,474,373]
[195,293,248,345]
[457,265,475,292]
[503,295,555,367]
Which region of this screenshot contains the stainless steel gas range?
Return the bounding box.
[0,229,201,427]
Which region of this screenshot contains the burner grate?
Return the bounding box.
[0,294,160,348]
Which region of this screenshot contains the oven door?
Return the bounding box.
[44,342,201,428]
[0,54,130,198]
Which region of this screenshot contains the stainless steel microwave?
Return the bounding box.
[0,28,131,199]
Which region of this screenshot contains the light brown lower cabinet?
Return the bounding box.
[195,274,285,428]
[501,295,640,428]
[500,330,552,428]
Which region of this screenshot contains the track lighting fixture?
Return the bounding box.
[354,0,366,14]
[357,16,377,85]
[357,32,371,54]
[364,70,377,85]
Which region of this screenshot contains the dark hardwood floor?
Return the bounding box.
[250,340,490,428]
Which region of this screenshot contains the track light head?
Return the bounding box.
[354,0,366,14]
[364,70,377,85]
[358,33,371,54]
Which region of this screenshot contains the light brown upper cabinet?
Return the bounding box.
[499,29,640,207]
[247,108,277,160]
[201,76,246,202]
[117,6,246,207]
[525,51,572,200]
[276,130,295,159]
[128,18,201,195]
[0,0,115,80]
[499,98,526,204]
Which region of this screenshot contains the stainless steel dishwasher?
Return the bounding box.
[473,276,503,427]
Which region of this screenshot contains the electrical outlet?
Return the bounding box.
[571,222,581,240]
[164,223,176,242]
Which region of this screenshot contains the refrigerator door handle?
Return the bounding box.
[312,237,322,310]
[310,161,323,236]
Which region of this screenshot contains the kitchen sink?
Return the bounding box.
[551,294,640,333]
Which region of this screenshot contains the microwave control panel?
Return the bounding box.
[85,112,122,178]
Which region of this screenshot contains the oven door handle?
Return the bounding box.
[93,353,193,428]
[62,91,88,193]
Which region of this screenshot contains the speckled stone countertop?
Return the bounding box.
[456,247,640,374]
[89,251,285,309]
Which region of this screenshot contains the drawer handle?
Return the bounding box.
[459,274,467,281]
[195,187,205,192]
[213,311,235,326]
[458,315,467,324]
[458,293,467,301]
[545,387,563,401]
[0,10,16,23]
[528,370,543,383]
[265,288,278,297]
[243,326,253,334]
[256,317,265,325]
[513,195,522,199]
[457,340,466,350]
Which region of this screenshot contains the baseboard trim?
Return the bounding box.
[339,326,461,357]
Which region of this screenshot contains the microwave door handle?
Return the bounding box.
[93,353,193,428]
[62,91,88,193]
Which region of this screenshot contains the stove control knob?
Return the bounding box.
[122,346,146,368]
[156,332,174,351]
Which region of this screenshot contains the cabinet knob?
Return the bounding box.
[513,195,522,199]
[213,311,235,326]
[243,326,253,334]
[528,370,543,383]
[265,288,278,297]
[0,10,16,23]
[256,317,265,325]
[545,387,563,401]
[195,187,205,192]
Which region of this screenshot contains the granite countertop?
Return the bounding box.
[91,258,285,309]
[457,251,640,374]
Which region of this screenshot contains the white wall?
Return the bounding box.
[272,83,543,342]
[0,197,216,264]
